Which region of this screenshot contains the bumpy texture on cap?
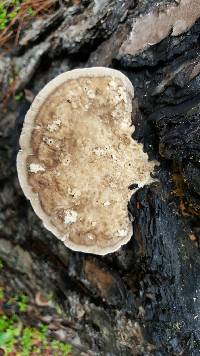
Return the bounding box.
[17,67,156,255]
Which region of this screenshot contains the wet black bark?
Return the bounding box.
[1,0,200,355]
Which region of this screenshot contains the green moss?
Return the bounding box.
[0,315,21,355]
[0,287,72,355]
[26,7,35,16]
[0,287,4,300]
[7,294,29,312]
[51,340,72,354]
[16,294,29,312]
[0,0,20,31]
[14,91,24,102]
[0,1,8,31]
[0,315,72,355]
[0,0,35,32]
[21,327,33,356]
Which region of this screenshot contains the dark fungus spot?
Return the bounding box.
[128,183,139,190]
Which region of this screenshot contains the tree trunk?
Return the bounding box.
[1,0,200,354]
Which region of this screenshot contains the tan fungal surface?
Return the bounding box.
[119,0,200,57]
[17,68,156,255]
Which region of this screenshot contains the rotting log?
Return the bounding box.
[0,0,200,354]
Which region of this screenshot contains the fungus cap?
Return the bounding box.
[17,67,155,255]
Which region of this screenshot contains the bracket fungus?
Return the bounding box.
[119,0,200,58]
[17,67,156,255]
